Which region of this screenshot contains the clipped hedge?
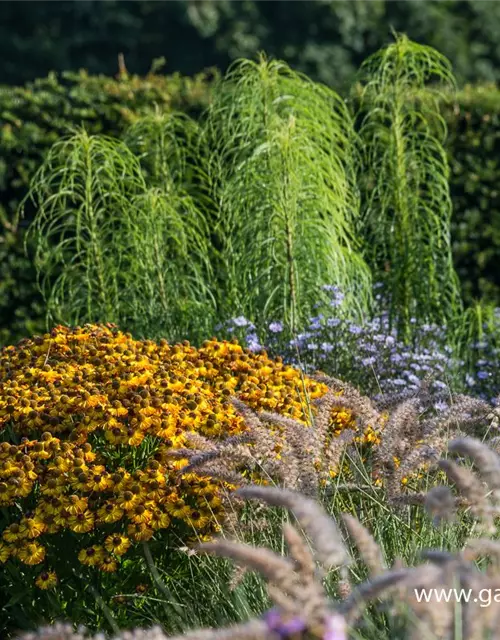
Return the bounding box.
[443,84,500,305]
[0,67,214,346]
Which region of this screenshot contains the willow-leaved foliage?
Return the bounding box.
[205,56,372,332]
[25,124,215,341]
[124,112,215,341]
[355,35,462,337]
[25,131,145,327]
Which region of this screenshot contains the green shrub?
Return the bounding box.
[442,83,500,306]
[0,66,214,346]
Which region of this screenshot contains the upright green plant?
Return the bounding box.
[25,125,214,341]
[124,112,215,340]
[355,34,463,339]
[205,55,372,333]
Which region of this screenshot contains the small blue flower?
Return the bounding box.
[465,374,475,386]
[348,324,362,335]
[477,370,489,380]
[327,318,341,328]
[322,284,339,292]
[308,316,323,330]
[245,332,262,352]
[232,316,250,327]
[268,321,284,333]
[434,400,448,412]
[433,380,447,390]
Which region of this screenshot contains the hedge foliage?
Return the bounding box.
[3,1,500,91]
[1,70,500,347]
[443,84,500,305]
[0,67,214,346]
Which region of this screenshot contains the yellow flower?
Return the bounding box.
[104,534,131,556]
[97,502,124,524]
[150,510,171,530]
[98,555,118,573]
[165,498,191,520]
[2,523,23,543]
[116,491,138,511]
[78,545,105,567]
[68,511,95,533]
[127,523,154,542]
[18,516,47,539]
[185,509,211,530]
[125,429,145,447]
[17,542,46,565]
[196,493,223,510]
[86,471,112,492]
[35,570,58,590]
[128,504,153,525]
[64,495,88,515]
[0,542,12,563]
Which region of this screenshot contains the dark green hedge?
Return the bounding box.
[444,84,500,306]
[0,67,214,346]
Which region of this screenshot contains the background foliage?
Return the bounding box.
[3,1,500,90]
[442,85,500,305]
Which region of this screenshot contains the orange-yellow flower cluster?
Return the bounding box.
[1,323,352,583]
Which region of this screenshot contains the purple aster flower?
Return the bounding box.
[433,380,447,390]
[477,370,489,380]
[321,342,334,352]
[309,316,323,330]
[434,400,449,412]
[269,321,284,333]
[362,356,376,366]
[465,373,475,387]
[232,316,250,327]
[327,318,341,328]
[322,285,339,292]
[406,373,420,385]
[348,324,362,335]
[245,333,262,352]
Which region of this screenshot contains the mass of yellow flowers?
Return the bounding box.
[0,323,372,589]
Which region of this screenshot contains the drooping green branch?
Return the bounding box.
[205,55,372,333]
[355,34,462,339]
[25,121,215,341]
